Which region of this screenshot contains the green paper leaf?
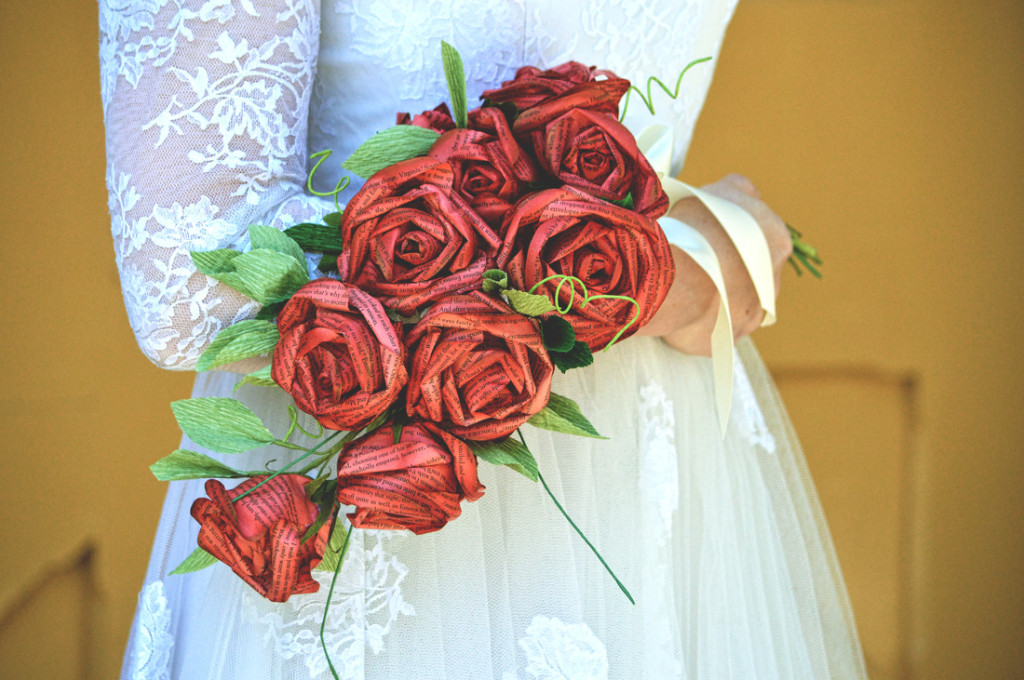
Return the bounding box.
[482,269,508,293]
[171,397,276,454]
[150,449,248,481]
[323,212,342,228]
[301,483,338,543]
[254,301,285,321]
[505,288,557,317]
[467,437,539,481]
[191,249,255,299]
[234,364,276,390]
[232,248,309,304]
[317,252,339,274]
[170,547,218,575]
[441,41,468,128]
[341,126,441,178]
[540,316,575,353]
[550,340,594,373]
[249,224,307,270]
[610,192,635,210]
[284,222,345,253]
[528,392,605,439]
[316,521,350,572]
[196,319,279,372]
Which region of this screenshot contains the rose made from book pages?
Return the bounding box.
[272,279,407,431]
[526,108,669,220]
[496,188,675,351]
[190,475,330,603]
[427,107,541,226]
[338,157,503,315]
[510,76,630,137]
[481,61,618,111]
[405,291,554,441]
[336,421,485,534]
[396,102,456,133]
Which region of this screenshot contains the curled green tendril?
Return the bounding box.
[619,56,713,121]
[307,150,351,213]
[527,274,640,350]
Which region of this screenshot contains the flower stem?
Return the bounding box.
[321,524,353,680]
[234,430,343,502]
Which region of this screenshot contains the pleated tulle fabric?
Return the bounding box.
[103,1,867,677]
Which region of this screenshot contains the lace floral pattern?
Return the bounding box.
[503,616,609,680]
[245,532,415,679]
[733,353,777,453]
[130,581,174,680]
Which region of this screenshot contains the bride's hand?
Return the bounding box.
[638,174,793,356]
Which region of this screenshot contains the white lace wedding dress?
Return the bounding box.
[101,1,868,678]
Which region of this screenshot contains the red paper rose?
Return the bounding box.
[336,421,485,534]
[481,61,619,111]
[396,102,456,133]
[271,279,407,431]
[495,188,674,350]
[510,76,631,137]
[405,291,554,440]
[338,157,503,314]
[427,107,541,226]
[190,475,330,603]
[526,108,668,219]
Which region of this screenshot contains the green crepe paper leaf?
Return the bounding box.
[482,269,509,294]
[341,126,441,179]
[232,248,309,305]
[284,222,344,253]
[467,438,539,482]
[249,224,307,269]
[550,340,594,373]
[190,249,255,299]
[234,364,276,390]
[150,449,249,481]
[301,482,338,543]
[441,41,469,128]
[171,397,276,454]
[505,288,557,317]
[196,319,279,372]
[323,212,343,228]
[540,316,575,353]
[170,547,218,575]
[254,301,285,321]
[527,392,605,439]
[317,252,339,274]
[610,192,635,210]
[316,521,350,572]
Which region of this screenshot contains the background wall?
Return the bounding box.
[1,1,1020,678]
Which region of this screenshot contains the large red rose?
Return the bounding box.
[336,421,485,534]
[405,291,554,441]
[190,475,330,603]
[525,108,668,219]
[427,107,541,226]
[272,279,407,431]
[338,157,503,314]
[495,188,674,351]
[510,77,630,136]
[480,61,619,111]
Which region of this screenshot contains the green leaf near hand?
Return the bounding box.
[196,319,279,372]
[467,437,539,481]
[149,449,249,481]
[190,249,254,299]
[527,392,605,439]
[231,249,309,304]
[171,397,276,454]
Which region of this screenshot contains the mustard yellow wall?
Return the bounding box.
[1,1,1021,678]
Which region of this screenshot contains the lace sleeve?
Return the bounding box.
[100,0,329,370]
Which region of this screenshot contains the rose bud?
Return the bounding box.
[405,291,554,441]
[528,108,668,219]
[190,475,330,603]
[336,421,485,535]
[481,61,619,112]
[272,279,407,431]
[495,188,674,351]
[426,107,541,226]
[338,157,503,314]
[396,102,456,133]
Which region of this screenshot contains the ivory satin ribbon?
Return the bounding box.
[638,124,777,433]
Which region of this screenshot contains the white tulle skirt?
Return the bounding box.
[122,337,867,680]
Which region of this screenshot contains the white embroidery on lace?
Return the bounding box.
[504,615,609,680]
[733,353,777,453]
[131,581,174,680]
[246,531,415,680]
